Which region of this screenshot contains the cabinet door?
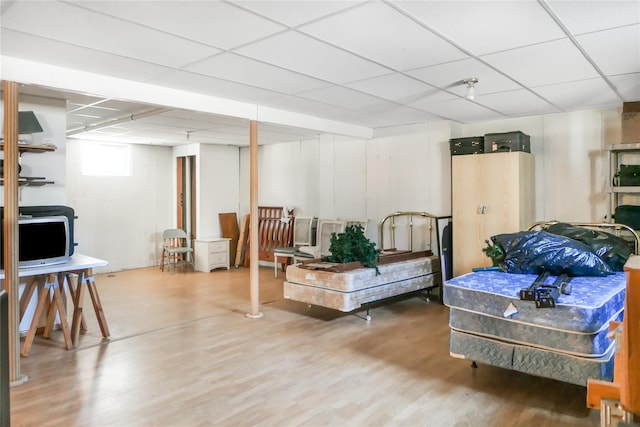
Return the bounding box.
[452,152,534,277]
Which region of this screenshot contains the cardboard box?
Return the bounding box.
[622,102,640,143]
[623,101,640,113]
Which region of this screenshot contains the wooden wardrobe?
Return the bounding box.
[451,151,535,277]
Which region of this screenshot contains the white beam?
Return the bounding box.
[0,56,374,140]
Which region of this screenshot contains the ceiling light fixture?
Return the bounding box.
[463,78,479,100]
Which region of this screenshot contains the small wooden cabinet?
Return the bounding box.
[194,238,230,272]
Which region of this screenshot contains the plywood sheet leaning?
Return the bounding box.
[236,214,250,268]
[219,213,240,265]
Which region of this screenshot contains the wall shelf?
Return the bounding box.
[0,142,57,187]
[610,187,640,193]
[1,143,57,154]
[0,177,55,187]
[607,144,640,225]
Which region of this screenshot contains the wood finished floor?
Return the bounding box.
[10,266,599,427]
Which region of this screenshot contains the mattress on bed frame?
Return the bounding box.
[450,329,615,386]
[444,271,627,334]
[284,256,440,312]
[443,271,627,385]
[449,307,623,357]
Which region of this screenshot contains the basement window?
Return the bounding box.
[82,143,131,177]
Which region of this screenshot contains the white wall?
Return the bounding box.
[66,141,173,272]
[240,108,622,254]
[5,96,622,272]
[195,144,240,239]
[0,95,67,206]
[64,141,240,273]
[239,121,455,250]
[464,108,616,223]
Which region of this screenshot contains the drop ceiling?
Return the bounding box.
[1,0,639,146]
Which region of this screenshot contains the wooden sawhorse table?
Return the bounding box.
[8,254,110,356]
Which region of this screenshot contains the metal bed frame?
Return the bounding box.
[378,211,452,304]
[448,220,640,387]
[379,211,438,251]
[527,221,640,255]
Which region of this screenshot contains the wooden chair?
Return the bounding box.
[293,219,346,263]
[273,217,316,278]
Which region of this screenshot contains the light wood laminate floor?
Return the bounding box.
[10,265,599,426]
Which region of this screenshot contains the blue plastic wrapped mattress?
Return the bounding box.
[444,271,627,386]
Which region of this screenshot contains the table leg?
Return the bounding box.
[64,273,87,347]
[40,274,72,350]
[43,283,57,339]
[84,270,110,339]
[19,276,40,321]
[21,281,49,357]
[51,283,72,350]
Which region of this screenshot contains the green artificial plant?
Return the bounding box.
[324,225,382,275]
[482,239,505,267]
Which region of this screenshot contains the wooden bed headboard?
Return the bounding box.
[257,206,294,263]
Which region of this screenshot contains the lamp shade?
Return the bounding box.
[18,111,43,134]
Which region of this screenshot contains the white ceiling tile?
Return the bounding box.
[407,91,459,111]
[76,1,286,50]
[186,53,331,94]
[344,74,437,103]
[235,1,364,27]
[234,31,390,84]
[147,70,283,103]
[340,105,440,128]
[299,2,467,71]
[547,1,640,35]
[407,58,523,95]
[482,39,600,87]
[609,73,640,101]
[71,98,155,115]
[259,123,320,139]
[296,86,391,111]
[0,29,171,82]
[155,110,250,128]
[577,25,640,76]
[263,95,353,120]
[392,0,565,55]
[1,1,221,68]
[2,0,636,145]
[532,78,622,110]
[475,89,560,117]
[418,98,507,123]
